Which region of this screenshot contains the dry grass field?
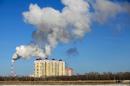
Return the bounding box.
[0,80,129,85]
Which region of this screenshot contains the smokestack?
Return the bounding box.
[11,61,16,77]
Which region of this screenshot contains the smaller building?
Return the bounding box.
[65,67,73,76]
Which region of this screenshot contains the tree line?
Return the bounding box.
[0,72,130,81]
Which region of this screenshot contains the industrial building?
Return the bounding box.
[34,58,66,77]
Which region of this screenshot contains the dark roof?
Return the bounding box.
[45,58,48,60]
[36,58,42,60]
[59,59,62,61]
[52,58,55,60]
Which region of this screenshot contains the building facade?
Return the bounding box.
[65,67,73,76]
[34,58,66,77]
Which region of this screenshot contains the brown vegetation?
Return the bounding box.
[0,72,130,81]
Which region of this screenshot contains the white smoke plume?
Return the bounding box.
[12,0,91,62]
[12,0,130,62]
[90,0,130,23]
[12,45,44,62]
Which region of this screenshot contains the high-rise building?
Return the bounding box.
[34,58,66,77]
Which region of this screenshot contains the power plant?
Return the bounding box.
[34,58,73,77]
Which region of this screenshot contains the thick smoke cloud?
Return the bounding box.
[12,44,51,62]
[122,2,130,14]
[66,47,79,57]
[93,0,122,23]
[12,0,91,62]
[12,0,130,62]
[90,0,130,23]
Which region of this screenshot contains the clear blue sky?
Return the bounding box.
[0,0,130,76]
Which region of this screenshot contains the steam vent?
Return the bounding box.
[34,58,73,77]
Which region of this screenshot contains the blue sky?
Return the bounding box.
[0,0,130,76]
